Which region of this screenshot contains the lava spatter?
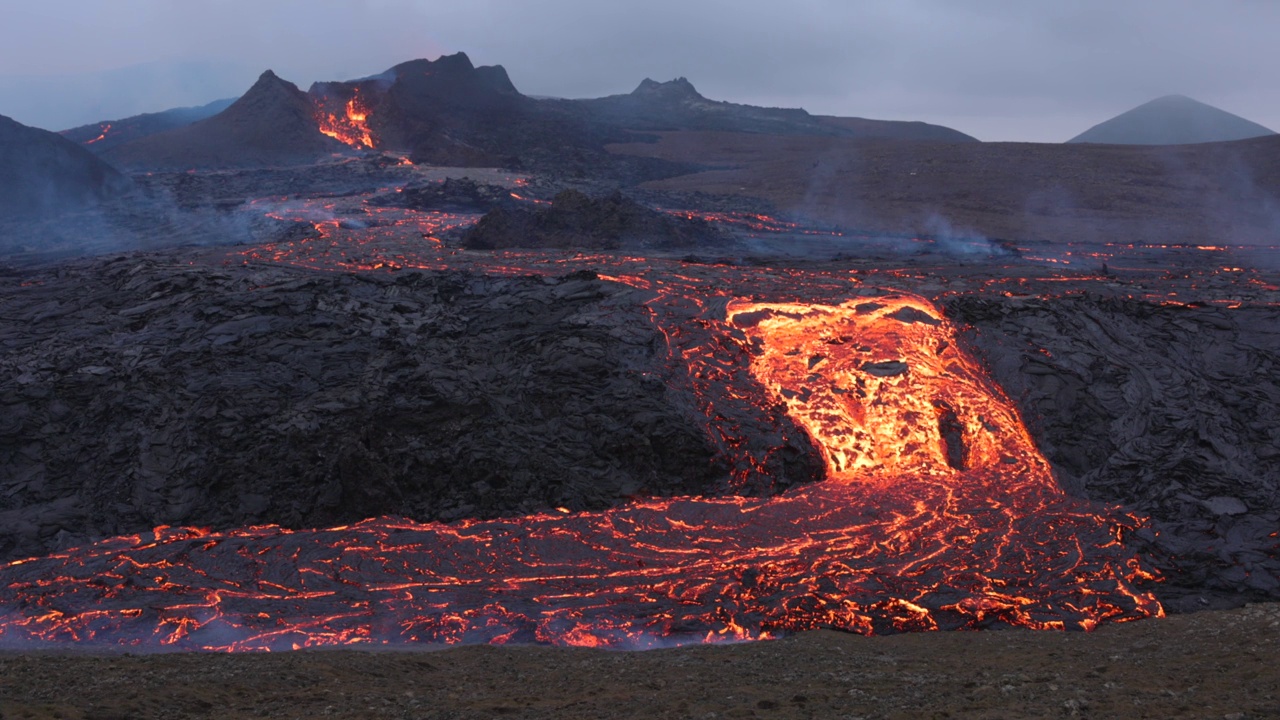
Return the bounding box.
[0,290,1161,651]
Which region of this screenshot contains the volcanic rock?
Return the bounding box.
[1068,95,1276,145]
[59,97,237,154]
[462,190,733,251]
[945,295,1280,608]
[0,114,130,217]
[0,254,822,562]
[370,177,522,212]
[103,71,345,170]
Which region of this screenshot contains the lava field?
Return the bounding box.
[2,170,1277,650]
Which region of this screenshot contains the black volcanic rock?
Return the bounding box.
[0,257,823,562]
[463,190,733,250]
[0,113,129,217]
[1068,95,1276,145]
[945,295,1280,609]
[59,97,236,154]
[103,70,345,170]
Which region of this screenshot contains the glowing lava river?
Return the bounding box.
[0,249,1163,650]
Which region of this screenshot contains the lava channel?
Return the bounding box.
[0,294,1161,651]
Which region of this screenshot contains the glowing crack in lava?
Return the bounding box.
[316,91,375,149]
[0,294,1161,651]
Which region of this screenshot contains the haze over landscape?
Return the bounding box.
[3,0,1280,141]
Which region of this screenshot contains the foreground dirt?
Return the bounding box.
[1,604,1276,720]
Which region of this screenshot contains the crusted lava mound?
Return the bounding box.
[463,190,732,251]
[370,177,523,213]
[0,255,823,562]
[0,114,130,217]
[103,71,345,170]
[945,295,1280,610]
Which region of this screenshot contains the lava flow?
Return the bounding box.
[0,288,1161,651]
[315,90,375,149]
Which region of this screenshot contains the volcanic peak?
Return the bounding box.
[388,52,520,97]
[1068,94,1277,145]
[632,77,704,101]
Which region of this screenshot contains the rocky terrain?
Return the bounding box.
[462,189,733,250]
[945,295,1280,611]
[0,253,822,562]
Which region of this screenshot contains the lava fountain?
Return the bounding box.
[0,291,1161,651]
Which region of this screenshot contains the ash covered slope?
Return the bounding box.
[103,71,344,170]
[0,257,821,562]
[0,114,129,218]
[1069,95,1276,145]
[60,97,236,154]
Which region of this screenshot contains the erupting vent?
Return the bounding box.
[0,292,1160,651]
[315,90,375,149]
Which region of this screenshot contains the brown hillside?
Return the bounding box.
[611,131,1280,245]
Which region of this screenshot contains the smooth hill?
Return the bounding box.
[0,113,130,217]
[1068,95,1276,145]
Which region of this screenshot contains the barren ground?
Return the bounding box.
[2,604,1277,719]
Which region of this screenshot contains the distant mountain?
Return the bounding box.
[0,60,257,131]
[60,97,237,154]
[572,77,977,141]
[103,71,345,170]
[90,53,978,172]
[0,114,129,217]
[1068,95,1276,145]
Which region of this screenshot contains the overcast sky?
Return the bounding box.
[2,0,1278,140]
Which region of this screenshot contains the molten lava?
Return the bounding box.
[0,284,1161,651]
[316,90,375,149]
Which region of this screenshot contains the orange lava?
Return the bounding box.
[316,90,375,149]
[0,282,1162,651]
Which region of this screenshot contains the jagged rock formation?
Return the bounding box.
[103,71,344,170]
[0,114,130,217]
[1068,95,1276,145]
[945,295,1280,610]
[463,190,733,250]
[59,97,236,154]
[0,255,822,562]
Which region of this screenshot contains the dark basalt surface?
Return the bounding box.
[463,189,733,251]
[0,255,823,563]
[946,295,1280,610]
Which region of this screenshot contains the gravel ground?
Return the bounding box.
[1,604,1277,719]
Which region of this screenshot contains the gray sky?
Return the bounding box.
[2,0,1278,141]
